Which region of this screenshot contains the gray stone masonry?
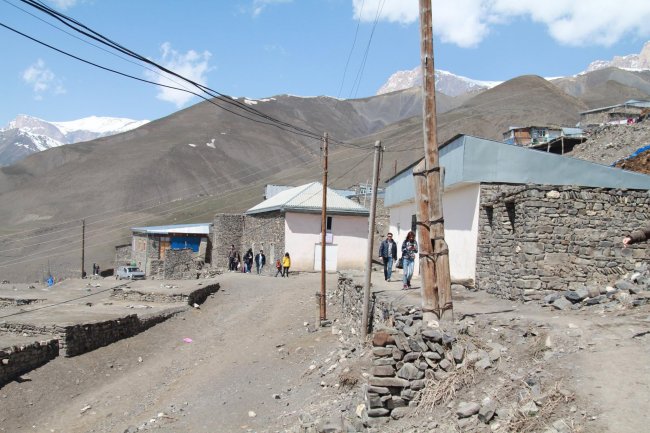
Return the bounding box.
[476,185,649,299]
[1,339,59,386]
[212,214,244,269]
[241,212,285,274]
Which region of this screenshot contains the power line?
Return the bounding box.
[348,0,386,99]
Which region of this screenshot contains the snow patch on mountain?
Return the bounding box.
[377,67,501,97]
[0,114,149,166]
[585,41,650,73]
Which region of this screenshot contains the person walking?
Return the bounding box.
[281,252,291,277]
[228,245,237,271]
[401,231,418,290]
[378,233,398,281]
[255,249,266,275]
[274,258,283,277]
[243,248,254,273]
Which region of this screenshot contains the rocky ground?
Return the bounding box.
[1,270,649,433]
[569,121,650,170]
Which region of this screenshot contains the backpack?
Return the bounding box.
[276,259,282,269]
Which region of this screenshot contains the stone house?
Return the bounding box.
[385,134,650,297]
[213,182,369,272]
[128,223,212,278]
[579,99,650,126]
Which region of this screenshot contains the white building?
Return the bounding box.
[245,182,369,272]
[385,134,650,284]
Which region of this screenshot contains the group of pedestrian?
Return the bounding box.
[379,230,418,290]
[227,244,291,276]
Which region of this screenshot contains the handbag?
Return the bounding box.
[396,257,403,269]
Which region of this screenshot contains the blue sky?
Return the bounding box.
[2,0,650,126]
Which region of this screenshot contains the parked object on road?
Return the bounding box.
[116,266,146,280]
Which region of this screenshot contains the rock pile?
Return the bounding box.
[362,310,499,425]
[543,262,650,311]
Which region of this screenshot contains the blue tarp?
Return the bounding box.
[611,144,650,166]
[171,236,201,252]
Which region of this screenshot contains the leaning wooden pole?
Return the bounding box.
[361,141,382,338]
[413,160,439,318]
[320,132,328,324]
[419,0,453,321]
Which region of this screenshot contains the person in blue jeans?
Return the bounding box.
[401,230,418,290]
[378,233,398,281]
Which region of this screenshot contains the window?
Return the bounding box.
[326,216,332,231]
[411,215,417,233]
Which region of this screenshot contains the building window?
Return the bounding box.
[326,216,332,231]
[411,215,417,233]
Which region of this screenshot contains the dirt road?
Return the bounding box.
[2,271,649,433]
[0,272,340,433]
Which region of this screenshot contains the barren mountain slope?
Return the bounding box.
[552,68,650,108]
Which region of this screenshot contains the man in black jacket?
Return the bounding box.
[254,249,266,275]
[378,233,398,281]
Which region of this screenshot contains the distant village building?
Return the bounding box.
[579,99,650,126]
[120,223,212,279]
[502,125,584,154]
[213,182,369,272]
[385,134,650,297]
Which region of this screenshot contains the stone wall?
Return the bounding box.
[476,185,650,299]
[163,249,199,279]
[212,214,244,269]
[131,234,159,271]
[114,244,131,270]
[242,212,285,272]
[0,339,59,386]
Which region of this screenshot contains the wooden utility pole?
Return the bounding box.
[418,0,453,321]
[320,132,329,324]
[81,219,86,279]
[361,141,382,338]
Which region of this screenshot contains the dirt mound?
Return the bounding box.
[568,121,650,165]
[615,149,650,174]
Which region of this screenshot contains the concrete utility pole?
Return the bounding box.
[320,132,329,324]
[361,141,382,338]
[81,219,86,279]
[418,0,453,321]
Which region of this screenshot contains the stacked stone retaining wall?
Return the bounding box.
[477,185,649,299]
[0,339,59,386]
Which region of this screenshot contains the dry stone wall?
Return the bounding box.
[476,185,650,299]
[212,213,244,269]
[0,339,59,386]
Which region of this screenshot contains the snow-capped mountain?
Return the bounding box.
[0,115,149,166]
[586,41,650,73]
[377,67,501,97]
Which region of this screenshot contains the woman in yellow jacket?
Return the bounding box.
[281,252,291,277]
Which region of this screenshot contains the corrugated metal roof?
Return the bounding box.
[131,223,212,235]
[245,182,369,215]
[385,134,650,208]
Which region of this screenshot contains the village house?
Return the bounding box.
[579,99,650,126]
[385,134,650,298]
[213,182,369,272]
[115,223,212,278]
[502,125,585,154]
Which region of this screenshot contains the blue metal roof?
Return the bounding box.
[131,223,212,235]
[385,134,650,207]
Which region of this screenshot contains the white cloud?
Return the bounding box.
[252,0,293,17]
[146,43,213,108]
[352,0,650,48]
[22,59,66,100]
[47,0,80,10]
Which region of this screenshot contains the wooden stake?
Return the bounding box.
[361,141,382,338]
[320,133,328,323]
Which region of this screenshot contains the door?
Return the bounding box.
[314,244,338,271]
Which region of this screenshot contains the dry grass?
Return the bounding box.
[505,381,574,433]
[527,331,551,360]
[414,365,476,415]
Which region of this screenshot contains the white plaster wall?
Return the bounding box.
[387,183,480,282]
[284,212,368,271]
